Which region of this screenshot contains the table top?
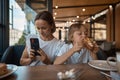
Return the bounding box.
[1,64,107,80]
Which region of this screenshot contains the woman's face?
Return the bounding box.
[72,27,88,43]
[35,19,52,38]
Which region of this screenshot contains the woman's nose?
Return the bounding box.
[39,29,43,32]
[38,29,43,34]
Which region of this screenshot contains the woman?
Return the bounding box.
[54,24,98,64]
[20,11,64,66]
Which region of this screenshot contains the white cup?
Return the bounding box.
[107,52,120,74]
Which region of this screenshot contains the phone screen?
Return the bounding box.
[30,38,40,56]
[30,38,39,50]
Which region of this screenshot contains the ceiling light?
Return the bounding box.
[55,6,58,9]
[82,21,86,24]
[87,20,90,23]
[72,20,75,22]
[82,8,85,12]
[109,5,112,8]
[54,12,57,15]
[76,16,79,18]
[66,21,69,23]
[53,17,56,19]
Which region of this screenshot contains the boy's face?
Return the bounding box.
[72,27,88,43]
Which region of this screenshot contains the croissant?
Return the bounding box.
[0,63,8,76]
[84,38,99,53]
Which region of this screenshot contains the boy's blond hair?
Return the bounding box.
[68,24,88,43]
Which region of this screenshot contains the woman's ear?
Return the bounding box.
[51,23,56,33]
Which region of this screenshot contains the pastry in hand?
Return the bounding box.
[84,38,94,50]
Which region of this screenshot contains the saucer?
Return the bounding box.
[88,60,117,71]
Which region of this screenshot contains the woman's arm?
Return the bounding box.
[20,47,34,65]
[36,49,52,64]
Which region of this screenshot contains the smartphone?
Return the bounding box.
[30,38,41,56]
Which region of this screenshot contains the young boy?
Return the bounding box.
[54,24,98,64]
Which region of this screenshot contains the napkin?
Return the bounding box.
[110,71,120,80]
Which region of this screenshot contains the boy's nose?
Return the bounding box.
[82,33,86,37]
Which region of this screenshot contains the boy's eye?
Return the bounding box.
[84,32,88,35]
[78,33,82,35]
[77,32,88,35]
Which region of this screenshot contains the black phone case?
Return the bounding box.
[30,38,40,56]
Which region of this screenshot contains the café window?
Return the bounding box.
[91,14,107,41]
[9,0,48,46]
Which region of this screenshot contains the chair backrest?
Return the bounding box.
[100,42,113,51]
[0,45,25,66]
[96,48,107,60]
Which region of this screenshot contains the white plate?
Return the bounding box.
[88,60,117,71]
[0,64,18,79]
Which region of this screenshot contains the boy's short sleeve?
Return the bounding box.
[56,44,68,56]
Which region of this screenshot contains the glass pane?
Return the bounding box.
[9,0,38,46]
[94,30,106,40]
[94,23,106,29]
[92,15,107,41]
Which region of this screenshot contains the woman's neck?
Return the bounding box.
[40,35,54,41]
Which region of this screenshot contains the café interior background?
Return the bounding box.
[0,0,120,55]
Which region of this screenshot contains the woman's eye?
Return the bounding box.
[37,27,40,30]
[42,27,47,30]
[36,27,47,30]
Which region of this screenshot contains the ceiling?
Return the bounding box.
[16,0,120,23]
[53,0,120,23]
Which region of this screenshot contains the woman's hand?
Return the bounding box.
[29,48,51,64]
[30,48,47,61]
[29,49,36,60]
[36,49,51,64]
[36,49,47,61]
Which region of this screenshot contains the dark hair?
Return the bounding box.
[34,11,56,33]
